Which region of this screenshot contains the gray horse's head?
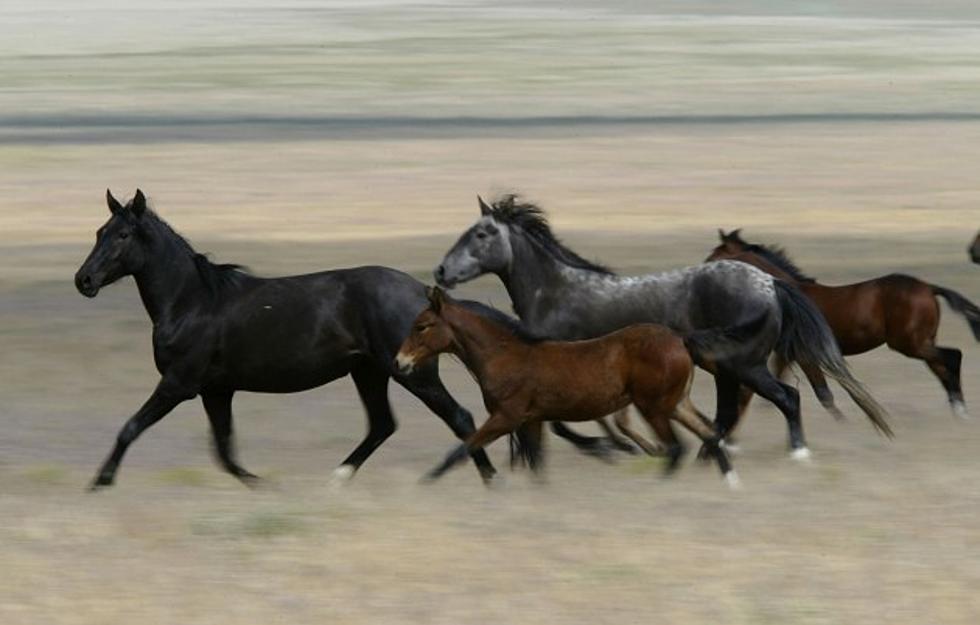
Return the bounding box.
[434,196,514,287]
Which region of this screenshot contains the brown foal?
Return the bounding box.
[707,230,980,419]
[395,287,739,487]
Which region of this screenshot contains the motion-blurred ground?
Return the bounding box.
[1,2,979,624]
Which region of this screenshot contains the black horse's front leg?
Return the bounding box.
[90,379,194,490]
[201,390,260,487]
[549,422,616,461]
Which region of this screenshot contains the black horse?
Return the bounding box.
[75,189,496,489]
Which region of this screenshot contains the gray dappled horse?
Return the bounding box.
[435,195,892,459]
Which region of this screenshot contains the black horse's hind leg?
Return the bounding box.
[201,390,259,487]
[550,422,616,461]
[334,363,397,482]
[90,379,194,490]
[739,365,807,459]
[698,370,741,462]
[397,365,497,483]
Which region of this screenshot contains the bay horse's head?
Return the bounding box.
[75,189,151,297]
[434,196,514,288]
[970,231,980,265]
[395,287,458,374]
[705,228,748,262]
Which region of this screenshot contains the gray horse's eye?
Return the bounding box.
[475,231,488,240]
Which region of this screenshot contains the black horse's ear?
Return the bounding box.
[427,285,445,312]
[130,189,147,218]
[107,189,124,215]
[478,195,492,216]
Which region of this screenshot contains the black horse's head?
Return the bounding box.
[75,189,150,297]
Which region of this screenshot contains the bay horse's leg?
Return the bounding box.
[633,406,685,475]
[739,365,808,460]
[672,398,739,489]
[923,346,968,418]
[201,390,259,487]
[796,361,845,421]
[90,379,194,490]
[611,407,664,456]
[424,413,515,482]
[333,362,396,483]
[395,365,497,483]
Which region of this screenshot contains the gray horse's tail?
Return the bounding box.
[931,284,980,341]
[774,280,893,437]
[683,312,770,364]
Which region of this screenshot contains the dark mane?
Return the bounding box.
[489,194,613,275]
[457,299,548,344]
[139,210,252,298]
[741,240,816,283]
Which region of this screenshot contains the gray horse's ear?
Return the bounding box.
[478,195,492,216]
[131,189,147,218]
[107,189,124,215]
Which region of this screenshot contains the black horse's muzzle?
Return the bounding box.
[75,271,101,298]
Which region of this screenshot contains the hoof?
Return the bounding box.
[581,441,617,464]
[611,440,639,455]
[826,405,847,421]
[719,439,741,455]
[88,474,114,491]
[789,447,812,462]
[724,471,742,491]
[951,400,970,420]
[237,473,262,489]
[695,444,714,463]
[329,464,356,489]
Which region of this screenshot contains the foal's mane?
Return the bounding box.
[455,299,548,344]
[488,195,613,275]
[729,232,816,283]
[139,209,252,297]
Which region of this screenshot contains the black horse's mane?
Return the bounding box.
[488,195,613,275]
[140,210,252,297]
[457,299,548,344]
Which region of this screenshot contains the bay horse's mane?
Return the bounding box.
[488,194,613,275]
[728,232,816,283]
[139,209,252,298]
[455,299,548,344]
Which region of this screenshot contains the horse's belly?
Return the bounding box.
[212,358,353,393]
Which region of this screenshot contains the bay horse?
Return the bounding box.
[435,195,891,460]
[395,287,740,486]
[75,189,497,489]
[707,229,980,419]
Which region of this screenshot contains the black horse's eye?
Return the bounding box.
[119,231,130,240]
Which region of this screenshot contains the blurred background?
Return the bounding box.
[1,1,978,623]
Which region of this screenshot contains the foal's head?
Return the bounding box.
[705,229,749,262]
[395,287,457,374]
[75,189,152,297]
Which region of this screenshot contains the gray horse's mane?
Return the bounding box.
[489,195,613,275]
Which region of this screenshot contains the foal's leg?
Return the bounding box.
[634,404,685,475]
[425,413,515,482]
[90,378,195,490]
[333,363,397,483]
[396,364,497,482]
[739,365,807,460]
[597,412,640,455]
[611,407,664,456]
[201,390,259,486]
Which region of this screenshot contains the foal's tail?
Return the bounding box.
[931,284,980,341]
[774,280,893,437]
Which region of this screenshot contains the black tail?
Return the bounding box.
[931,284,980,341]
[683,311,770,364]
[508,423,540,470]
[774,280,893,437]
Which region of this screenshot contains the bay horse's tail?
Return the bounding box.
[773,280,894,438]
[931,284,980,341]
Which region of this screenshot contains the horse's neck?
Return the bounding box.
[134,233,206,325]
[447,308,527,383]
[735,251,796,283]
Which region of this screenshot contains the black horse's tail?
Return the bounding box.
[774,280,893,437]
[931,284,980,341]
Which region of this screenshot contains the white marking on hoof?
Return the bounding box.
[330,465,356,488]
[789,447,812,462]
[720,440,741,455]
[724,471,742,490]
[952,400,970,420]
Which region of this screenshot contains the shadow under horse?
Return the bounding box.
[707,229,980,419]
[75,189,496,489]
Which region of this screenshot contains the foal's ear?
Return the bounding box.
[477,195,492,216]
[427,285,446,312]
[130,189,148,218]
[107,189,124,215]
